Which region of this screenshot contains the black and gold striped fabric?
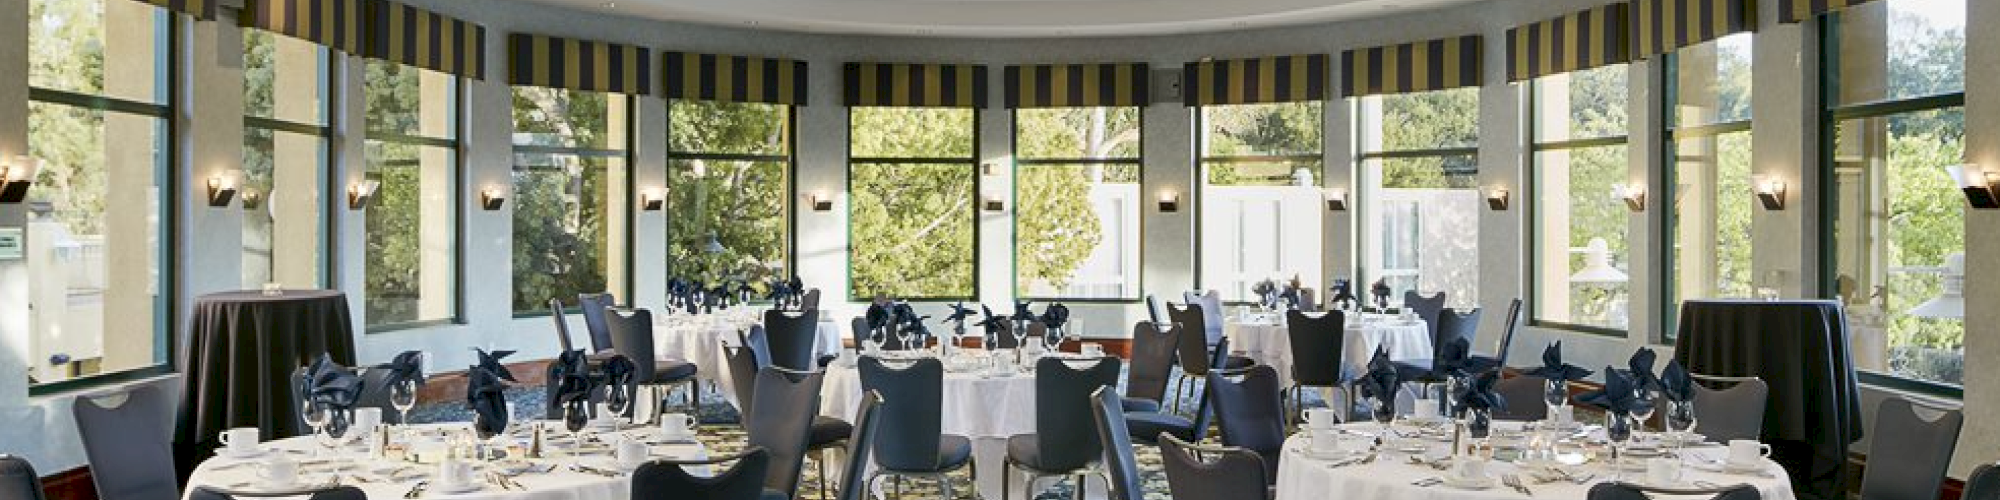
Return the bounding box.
[1340,36,1483,98]
[1181,55,1328,106]
[1003,63,1150,108]
[366,1,486,79]
[663,52,808,106]
[241,0,366,53]
[1778,0,1880,23]
[1634,0,1759,56]
[136,0,215,19]
[508,34,651,95]
[842,63,988,108]
[1506,4,1631,82]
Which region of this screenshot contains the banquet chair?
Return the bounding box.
[1402,291,1448,342]
[1687,374,1768,443]
[187,486,367,500]
[1122,320,1180,413]
[833,391,885,500]
[1491,373,1549,421]
[1089,387,1147,500]
[1858,397,1963,500]
[0,455,47,500]
[1396,308,1481,401]
[1167,302,1252,413]
[800,289,822,311]
[551,298,580,352]
[1004,357,1121,500]
[848,317,871,353]
[603,307,701,420]
[1182,290,1227,347]
[1145,295,1166,325]
[578,293,619,352]
[1207,365,1287,482]
[1126,341,1221,445]
[745,367,827,500]
[72,386,178,500]
[1157,434,1271,500]
[1962,463,2000,500]
[1586,482,1761,500]
[632,447,772,500]
[858,357,974,498]
[1467,299,1523,373]
[763,308,822,371]
[728,348,850,499]
[1284,309,1349,423]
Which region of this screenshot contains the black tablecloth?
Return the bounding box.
[173,290,356,473]
[1673,299,1863,500]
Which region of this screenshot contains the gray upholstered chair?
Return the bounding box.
[849,317,872,354]
[1402,291,1448,342]
[1182,290,1227,347]
[727,341,850,499]
[744,367,826,500]
[603,307,701,419]
[1122,320,1180,413]
[577,293,619,352]
[0,455,47,500]
[1962,463,2000,500]
[1284,309,1349,423]
[1857,397,1963,500]
[73,386,178,500]
[799,289,822,311]
[1687,374,1769,443]
[1492,373,1549,422]
[632,447,771,500]
[1468,298,1523,373]
[551,298,580,352]
[1089,387,1146,500]
[1004,357,1121,500]
[858,357,973,498]
[1586,482,1761,500]
[1208,365,1287,483]
[1167,301,1251,413]
[1127,340,1221,445]
[763,309,822,371]
[1158,434,1270,500]
[187,486,368,500]
[833,391,884,500]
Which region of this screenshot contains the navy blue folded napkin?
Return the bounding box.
[1453,369,1506,414]
[1627,347,1661,393]
[382,350,425,388]
[1523,342,1593,383]
[1359,347,1401,409]
[1659,359,1695,403]
[475,348,517,383]
[1578,366,1653,417]
[305,353,362,410]
[466,365,509,436]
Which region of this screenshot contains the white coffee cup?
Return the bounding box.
[1413,399,1441,419]
[436,458,473,487]
[1452,457,1490,480]
[218,427,260,453]
[1727,440,1772,467]
[616,438,649,468]
[1646,457,1683,486]
[658,413,696,438]
[352,408,382,436]
[1310,431,1343,454]
[256,454,298,487]
[1303,408,1339,430]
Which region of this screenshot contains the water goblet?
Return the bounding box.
[1544,379,1570,424]
[1605,412,1635,470]
[1630,389,1657,437]
[1370,398,1396,437]
[1664,400,1699,448]
[301,400,331,457]
[390,379,419,428]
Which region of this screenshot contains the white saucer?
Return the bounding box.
[215,447,269,460]
[432,482,482,494]
[1440,475,1496,490]
[1301,447,1361,461]
[1718,461,1764,473]
[1623,446,1666,458]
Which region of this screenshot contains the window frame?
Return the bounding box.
[1525,69,1634,338]
[1008,106,1146,303]
[662,99,800,296]
[1353,91,1483,305]
[1658,38,1757,344]
[241,29,337,289]
[507,89,639,317]
[361,63,467,332]
[844,106,984,302]
[1191,102,1328,304]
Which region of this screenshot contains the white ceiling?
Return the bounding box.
[513,0,1487,38]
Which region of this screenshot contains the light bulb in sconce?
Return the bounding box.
[0,155,41,203]
[809,191,833,211]
[1946,164,2000,209]
[1754,176,1788,210]
[1324,188,1348,211]
[479,186,507,211]
[207,172,239,207]
[640,188,666,211]
[347,179,382,210]
[1612,183,1646,212]
[1485,186,1510,211]
[1157,190,1181,212]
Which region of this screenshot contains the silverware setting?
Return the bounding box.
[1502,473,1534,496]
[1410,477,1444,487]
[402,480,430,499]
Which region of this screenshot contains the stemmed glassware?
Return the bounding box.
[390,379,419,430]
[1544,379,1570,426]
[868,328,886,355]
[1370,398,1396,437]
[1664,400,1699,448]
[1630,388,1657,439]
[301,400,332,457]
[895,325,914,353]
[1605,412,1635,470]
[605,385,632,426]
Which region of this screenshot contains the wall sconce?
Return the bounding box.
[1324,188,1348,211]
[1613,183,1646,212]
[240,189,264,210]
[1946,164,2000,209]
[809,192,834,211]
[639,188,666,211]
[347,179,381,210]
[1754,176,1788,211]
[1486,187,1511,211]
[0,155,41,203]
[981,163,999,176]
[1157,190,1181,212]
[983,194,1006,212]
[207,173,238,207]
[479,186,507,211]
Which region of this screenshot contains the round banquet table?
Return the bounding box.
[652,315,843,411]
[1225,312,1433,389]
[176,289,357,473]
[1274,421,1797,500]
[185,423,711,500]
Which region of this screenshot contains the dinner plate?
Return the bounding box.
[1440,475,1496,490]
[432,482,482,494]
[215,447,270,460]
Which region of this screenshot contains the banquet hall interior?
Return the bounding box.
[1,0,1998,498]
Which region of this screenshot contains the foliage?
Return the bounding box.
[667,101,790,285]
[1202,102,1323,185]
[1012,108,1139,296]
[845,108,979,298]
[511,88,624,311]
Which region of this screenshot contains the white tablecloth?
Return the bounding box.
[1226,314,1434,388]
[652,316,843,410]
[1273,422,1797,500]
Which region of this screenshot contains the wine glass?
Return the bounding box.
[895,326,914,353]
[1370,398,1396,438]
[1543,379,1569,425]
[868,328,886,354]
[390,379,419,429]
[1664,400,1699,448]
[605,385,632,425]
[1011,323,1030,355]
[1605,412,1634,469]
[1630,388,1657,438]
[564,403,590,438]
[301,400,330,457]
[315,407,353,459]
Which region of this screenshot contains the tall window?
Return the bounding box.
[1357,88,1481,307]
[242,30,331,290]
[1197,102,1325,300]
[848,107,979,299]
[1823,0,1966,387]
[511,88,631,312]
[1665,34,1755,337]
[24,0,173,388]
[666,101,792,284]
[364,62,460,328]
[1013,107,1142,300]
[1531,64,1632,332]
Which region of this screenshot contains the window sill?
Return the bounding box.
[1856,371,1962,400]
[1526,320,1628,338]
[365,319,463,334]
[28,367,178,399]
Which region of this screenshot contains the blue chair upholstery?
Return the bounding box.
[1005,357,1121,500]
[763,309,822,371]
[859,357,973,497]
[744,368,826,500]
[1089,387,1145,500]
[73,386,178,500]
[834,391,884,500]
[1208,365,1287,482]
[1858,397,1963,500]
[1123,321,1180,413]
[1284,309,1348,421]
[0,455,48,500]
[631,448,771,500]
[1467,299,1522,373]
[1158,434,1270,500]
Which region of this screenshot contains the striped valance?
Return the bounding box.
[241,0,366,53]
[1778,0,1879,23]
[366,1,486,79]
[1341,36,1483,98]
[1181,55,1328,106]
[1635,0,1759,57]
[663,52,808,106]
[508,34,651,95]
[136,0,215,20]
[1004,63,1150,108]
[842,63,988,108]
[1506,4,1631,82]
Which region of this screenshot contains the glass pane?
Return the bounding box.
[511,154,630,311]
[668,101,790,156]
[1198,161,1325,301]
[366,62,459,140]
[1380,88,1480,150]
[244,30,328,125]
[1831,0,1965,106]
[28,0,169,105]
[1532,145,1631,330]
[24,101,169,384]
[850,163,976,298]
[668,160,789,283]
[1201,102,1324,158]
[1829,109,1965,385]
[512,88,630,150]
[1672,35,1754,128]
[1365,156,1480,308]
[1016,164,1142,300]
[1014,108,1142,160]
[1669,131,1756,313]
[365,141,458,327]
[849,107,976,159]
[1533,64,1629,143]
[1205,159,1325,187]
[241,127,327,289]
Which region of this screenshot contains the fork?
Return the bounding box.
[1503,474,1534,496]
[402,480,429,499]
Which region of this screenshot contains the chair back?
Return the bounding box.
[723,342,760,415]
[1157,435,1269,500]
[1688,374,1768,443]
[631,448,772,500]
[188,486,368,500]
[1145,295,1166,326]
[800,289,822,311]
[604,308,660,382]
[1963,463,2000,500]
[0,455,47,500]
[763,309,822,371]
[551,298,577,352]
[836,391,885,500]
[1208,366,1287,481]
[577,293,618,352]
[1088,387,1145,500]
[857,357,945,472]
[741,325,774,370]
[1403,291,1447,342]
[1586,482,1762,500]
[1167,303,1214,376]
[1284,310,1347,386]
[1495,298,1523,363]
[849,317,871,353]
[1859,397,1963,500]
[1182,291,1226,346]
[744,368,826,499]
[1127,321,1180,404]
[1033,357,1122,472]
[72,387,178,500]
[1435,308,1481,351]
[1492,374,1549,421]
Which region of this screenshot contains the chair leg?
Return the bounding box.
[817,450,831,500]
[1001,459,1011,500]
